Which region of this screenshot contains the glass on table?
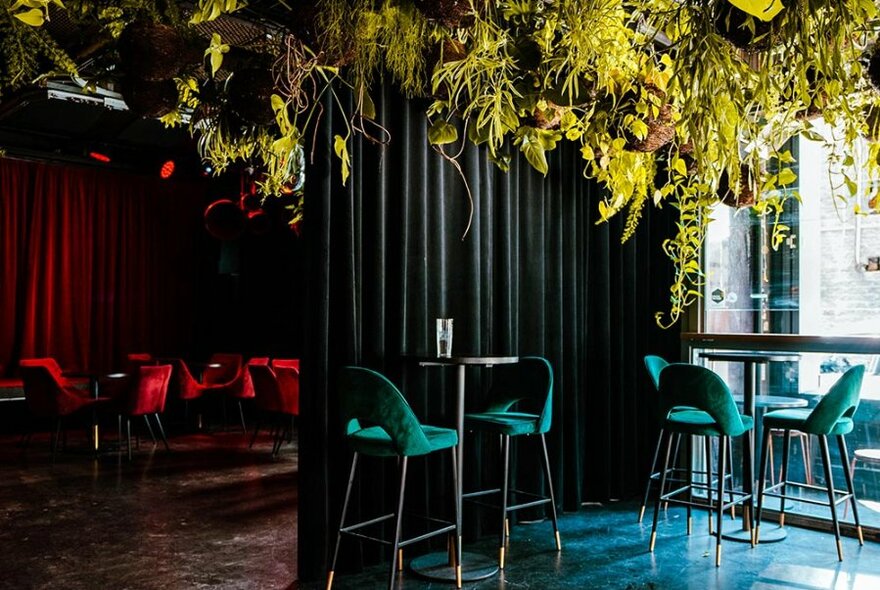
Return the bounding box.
[436,318,453,358]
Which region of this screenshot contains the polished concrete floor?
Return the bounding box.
[0,427,297,589]
[313,501,880,590]
[4,427,880,590]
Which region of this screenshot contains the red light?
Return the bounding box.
[88,151,111,163]
[159,160,176,179]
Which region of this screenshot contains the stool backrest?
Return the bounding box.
[644,355,669,390]
[805,365,865,435]
[338,367,432,456]
[659,363,748,436]
[482,356,553,434]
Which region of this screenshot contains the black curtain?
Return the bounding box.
[298,85,680,581]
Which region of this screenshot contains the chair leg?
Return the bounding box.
[143,415,157,445]
[650,430,673,553]
[327,453,359,590]
[126,418,133,461]
[745,428,755,545]
[51,418,62,463]
[802,433,813,485]
[451,447,461,588]
[389,456,408,590]
[540,433,562,551]
[837,435,863,546]
[779,430,792,526]
[499,434,510,569]
[238,400,247,434]
[727,436,736,520]
[768,431,776,485]
[686,435,693,535]
[716,436,727,567]
[639,428,666,523]
[818,435,844,561]
[755,428,774,544]
[706,436,715,536]
[154,414,170,451]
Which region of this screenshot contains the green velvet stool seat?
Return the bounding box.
[327,367,461,590]
[463,356,561,570]
[649,363,755,567]
[755,365,865,561]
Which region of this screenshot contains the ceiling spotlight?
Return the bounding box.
[159,159,176,179]
[88,151,111,163]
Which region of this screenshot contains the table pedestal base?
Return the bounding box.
[409,551,498,583]
[721,524,787,543]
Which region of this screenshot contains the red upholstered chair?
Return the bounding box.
[175,354,251,431]
[118,364,173,460]
[19,358,106,460]
[248,361,299,455]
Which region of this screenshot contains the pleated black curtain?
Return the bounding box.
[298,84,681,581]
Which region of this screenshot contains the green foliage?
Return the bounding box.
[189,0,243,24]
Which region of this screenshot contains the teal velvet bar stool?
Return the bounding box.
[649,363,754,566]
[639,356,737,531]
[755,365,865,560]
[463,356,560,570]
[327,367,461,590]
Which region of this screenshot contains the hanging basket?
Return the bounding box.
[204,199,245,240]
[119,22,198,81]
[714,4,780,52]
[718,165,758,208]
[227,67,277,125]
[626,86,675,153]
[527,101,564,130]
[413,0,474,28]
[866,42,880,92]
[121,78,178,118]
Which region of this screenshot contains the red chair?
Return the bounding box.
[19,358,107,460]
[248,360,299,455]
[175,354,251,431]
[118,364,173,460]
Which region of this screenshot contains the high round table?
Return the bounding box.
[407,355,518,584]
[699,351,802,542]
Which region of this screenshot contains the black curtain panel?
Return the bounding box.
[298,85,681,581]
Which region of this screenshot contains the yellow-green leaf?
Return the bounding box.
[334,134,350,186]
[726,0,784,22]
[13,8,45,27]
[776,168,797,187]
[428,120,458,146]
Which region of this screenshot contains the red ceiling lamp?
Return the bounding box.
[88,151,112,163]
[159,159,176,179]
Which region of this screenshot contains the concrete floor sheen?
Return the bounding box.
[4,430,880,590]
[0,431,297,589]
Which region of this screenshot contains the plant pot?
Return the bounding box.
[527,101,564,130]
[714,3,779,52]
[121,78,178,118]
[119,22,200,81]
[626,85,675,153]
[227,67,276,125]
[286,2,355,66]
[718,164,758,208]
[413,0,474,28]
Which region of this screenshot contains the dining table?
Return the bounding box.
[405,354,519,583]
[699,350,801,542]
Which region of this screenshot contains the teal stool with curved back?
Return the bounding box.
[639,356,737,532]
[463,356,561,570]
[327,367,462,590]
[649,363,755,567]
[755,365,865,560]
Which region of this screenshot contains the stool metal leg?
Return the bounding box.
[639,428,665,523]
[716,436,727,567]
[837,435,863,545]
[649,430,673,553]
[327,453,359,590]
[779,430,792,526]
[389,457,409,590]
[706,436,715,535]
[686,435,693,535]
[818,435,844,561]
[746,428,755,545]
[450,446,461,587]
[540,433,561,551]
[754,428,773,544]
[499,434,510,569]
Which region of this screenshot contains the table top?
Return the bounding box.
[732,394,808,409]
[699,351,801,363]
[409,355,519,367]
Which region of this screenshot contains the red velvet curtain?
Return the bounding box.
[0,158,206,375]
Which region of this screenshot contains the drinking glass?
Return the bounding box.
[436,318,453,358]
